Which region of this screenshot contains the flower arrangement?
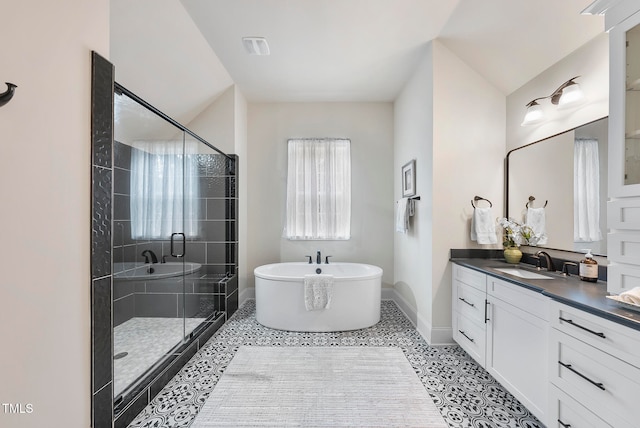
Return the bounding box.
[497,217,542,247]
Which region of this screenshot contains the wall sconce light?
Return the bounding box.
[0,82,17,107]
[521,76,584,126]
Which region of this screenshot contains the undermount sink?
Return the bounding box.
[492,267,552,280]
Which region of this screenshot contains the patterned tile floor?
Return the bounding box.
[128,300,545,428]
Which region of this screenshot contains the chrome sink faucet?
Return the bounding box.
[535,251,555,272]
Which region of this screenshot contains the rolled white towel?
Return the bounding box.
[619,287,640,305]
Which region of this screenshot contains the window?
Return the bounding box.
[285,138,351,240]
[130,140,200,239]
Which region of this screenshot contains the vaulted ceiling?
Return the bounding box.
[110,0,603,123]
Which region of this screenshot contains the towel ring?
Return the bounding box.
[471,195,492,208]
[526,196,547,209]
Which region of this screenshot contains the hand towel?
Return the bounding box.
[526,207,548,245]
[619,287,640,305]
[470,207,497,244]
[304,274,334,311]
[395,198,409,233]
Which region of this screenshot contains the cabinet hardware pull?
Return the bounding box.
[458,297,475,307]
[557,420,571,428]
[558,361,605,391]
[484,300,490,323]
[458,330,474,343]
[558,317,606,338]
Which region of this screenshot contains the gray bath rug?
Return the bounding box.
[191,346,448,427]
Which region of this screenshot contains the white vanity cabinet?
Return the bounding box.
[485,276,549,423]
[451,264,549,423]
[452,264,487,366]
[604,0,640,294]
[548,301,640,428]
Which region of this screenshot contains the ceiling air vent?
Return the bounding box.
[242,37,270,56]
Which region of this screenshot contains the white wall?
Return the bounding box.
[187,85,236,154]
[246,103,395,289]
[506,33,609,258]
[393,43,435,336]
[393,41,505,344]
[432,41,506,334]
[0,1,109,427]
[507,33,609,151]
[234,89,249,298]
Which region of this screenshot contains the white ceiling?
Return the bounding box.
[110,0,604,120]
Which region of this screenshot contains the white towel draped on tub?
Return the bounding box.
[304,274,334,311]
[470,207,497,244]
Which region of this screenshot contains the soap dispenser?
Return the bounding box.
[579,249,598,283]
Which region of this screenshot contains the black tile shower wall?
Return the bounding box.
[92,166,112,279]
[91,51,114,428]
[112,146,237,276]
[92,277,112,393]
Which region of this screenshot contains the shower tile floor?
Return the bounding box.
[127,300,545,427]
[114,317,205,397]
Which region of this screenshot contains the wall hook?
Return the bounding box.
[0,82,17,107]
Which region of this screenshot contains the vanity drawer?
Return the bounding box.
[453,264,486,292]
[453,312,485,366]
[608,197,640,230]
[487,276,549,321]
[549,385,613,428]
[550,329,640,428]
[608,232,640,265]
[550,301,640,369]
[454,281,486,325]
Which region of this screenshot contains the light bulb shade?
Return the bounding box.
[521,102,544,126]
[557,82,584,108]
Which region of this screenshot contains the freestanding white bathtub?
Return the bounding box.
[254,262,383,332]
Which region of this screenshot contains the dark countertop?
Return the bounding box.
[451,258,640,331]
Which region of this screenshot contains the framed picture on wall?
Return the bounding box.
[402,160,416,197]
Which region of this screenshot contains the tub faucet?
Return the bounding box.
[316,251,322,265]
[141,250,158,264]
[535,251,555,272]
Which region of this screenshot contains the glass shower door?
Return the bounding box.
[181,136,227,334]
[112,91,187,401]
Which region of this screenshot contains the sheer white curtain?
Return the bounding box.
[285,139,351,240]
[574,138,602,242]
[130,140,200,239]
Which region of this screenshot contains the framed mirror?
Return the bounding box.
[506,117,608,255]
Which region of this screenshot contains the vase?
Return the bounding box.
[503,246,522,264]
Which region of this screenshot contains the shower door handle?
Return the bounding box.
[170,232,186,258]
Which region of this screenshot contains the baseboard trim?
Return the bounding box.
[239,287,255,307]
